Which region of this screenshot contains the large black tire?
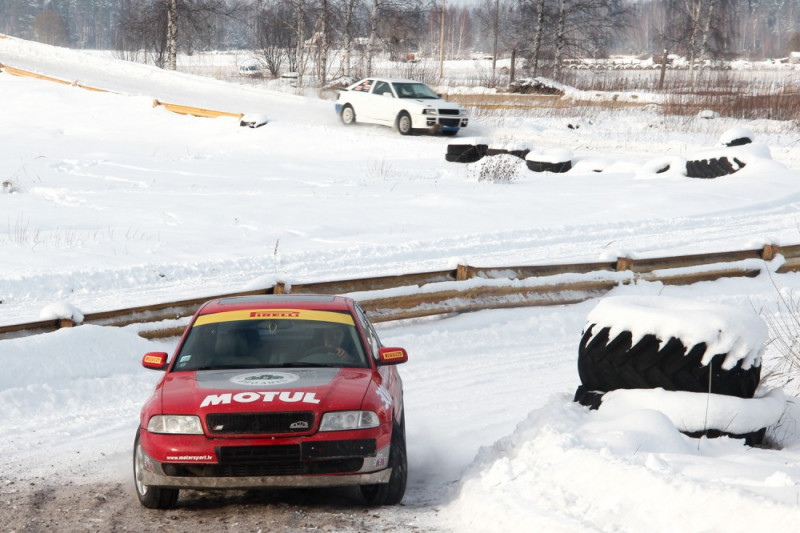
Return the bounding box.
[445,143,487,163]
[526,159,572,173]
[686,156,745,178]
[577,324,761,399]
[133,429,179,509]
[361,420,407,506]
[340,104,356,125]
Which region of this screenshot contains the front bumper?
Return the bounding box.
[139,430,392,489]
[419,114,468,131]
[140,463,391,489]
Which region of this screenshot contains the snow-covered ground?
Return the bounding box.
[4,35,800,531]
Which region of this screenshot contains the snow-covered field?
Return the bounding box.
[4,35,800,531]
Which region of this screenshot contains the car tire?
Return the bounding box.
[361,419,407,506]
[396,112,413,136]
[133,429,179,509]
[341,104,356,125]
[577,324,761,399]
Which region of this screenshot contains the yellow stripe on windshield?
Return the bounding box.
[193,309,355,327]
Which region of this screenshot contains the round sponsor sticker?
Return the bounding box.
[230,372,299,387]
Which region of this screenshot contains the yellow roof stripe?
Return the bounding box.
[193,309,355,327]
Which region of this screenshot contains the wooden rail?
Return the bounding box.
[0,63,243,119]
[0,243,796,341]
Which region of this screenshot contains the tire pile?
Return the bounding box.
[685,128,753,178]
[446,139,573,173]
[573,295,782,446]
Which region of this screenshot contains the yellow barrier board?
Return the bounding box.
[153,99,243,120]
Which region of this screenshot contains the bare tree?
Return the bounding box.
[118,0,243,70]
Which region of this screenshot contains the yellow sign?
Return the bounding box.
[193,309,355,327]
[381,349,406,360]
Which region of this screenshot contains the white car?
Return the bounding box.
[335,77,469,136]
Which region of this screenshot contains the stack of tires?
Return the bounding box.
[525,148,573,173]
[573,295,781,446]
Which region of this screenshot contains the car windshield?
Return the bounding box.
[393,82,440,99]
[171,311,368,371]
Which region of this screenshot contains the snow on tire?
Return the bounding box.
[445,137,489,163]
[573,296,775,444]
[576,296,765,399]
[686,156,745,178]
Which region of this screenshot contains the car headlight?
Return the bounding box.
[422,108,438,115]
[147,415,204,434]
[319,411,379,431]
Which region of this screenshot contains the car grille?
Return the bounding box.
[163,440,376,478]
[440,118,461,127]
[439,109,460,115]
[206,412,315,435]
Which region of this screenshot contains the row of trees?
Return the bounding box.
[2,0,800,85]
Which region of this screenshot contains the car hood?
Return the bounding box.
[160,368,374,414]
[404,98,462,110]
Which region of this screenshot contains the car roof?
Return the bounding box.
[197,294,356,315]
[360,77,423,84]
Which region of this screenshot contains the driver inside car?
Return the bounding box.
[322,326,355,362]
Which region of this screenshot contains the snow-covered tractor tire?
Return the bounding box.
[577,324,762,400]
[526,159,572,173]
[686,156,745,179]
[446,142,487,163]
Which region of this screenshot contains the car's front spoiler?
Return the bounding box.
[141,468,391,489]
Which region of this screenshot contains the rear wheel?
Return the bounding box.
[361,420,407,506]
[396,112,413,135]
[133,429,179,509]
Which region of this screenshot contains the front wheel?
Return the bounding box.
[341,104,356,125]
[133,429,179,509]
[396,112,413,135]
[361,420,407,505]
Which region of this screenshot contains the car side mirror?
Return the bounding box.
[142,352,169,370]
[377,347,408,365]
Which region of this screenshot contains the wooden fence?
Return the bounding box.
[0,243,797,341]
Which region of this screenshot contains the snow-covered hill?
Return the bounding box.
[4,35,800,531]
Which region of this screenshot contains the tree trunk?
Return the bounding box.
[698,0,716,76]
[295,0,305,87]
[166,0,178,71]
[320,0,328,85]
[491,0,499,75]
[343,0,356,78]
[553,0,566,80]
[531,0,545,78]
[367,0,378,76]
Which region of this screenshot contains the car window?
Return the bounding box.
[394,82,439,99]
[352,79,374,92]
[172,311,368,371]
[373,81,393,96]
[354,303,381,360]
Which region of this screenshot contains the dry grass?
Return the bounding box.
[444,70,800,122]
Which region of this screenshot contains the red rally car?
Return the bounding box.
[133,295,408,509]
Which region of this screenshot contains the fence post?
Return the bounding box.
[273,282,287,294]
[456,264,471,281]
[762,244,779,261]
[616,257,634,271]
